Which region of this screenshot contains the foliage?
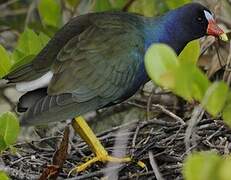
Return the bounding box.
[145,42,231,180]
[183,152,231,180]
[0,1,230,180]
[0,112,20,151]
[11,29,50,71]
[0,171,9,180]
[178,40,200,64]
[145,43,231,120]
[0,45,12,78]
[164,0,191,9]
[38,0,62,28]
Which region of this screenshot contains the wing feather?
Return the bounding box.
[48,18,145,103]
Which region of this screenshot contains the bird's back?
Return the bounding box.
[5,11,149,125]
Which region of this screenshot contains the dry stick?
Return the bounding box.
[223,42,231,85]
[122,0,136,11]
[147,89,155,121]
[0,0,19,9]
[152,104,185,125]
[184,105,204,153]
[0,165,38,180]
[131,125,141,155]
[24,0,38,28]
[66,165,122,180]
[127,101,185,125]
[217,16,231,29]
[207,125,224,141]
[0,8,27,18]
[148,151,165,180]
[215,40,226,69]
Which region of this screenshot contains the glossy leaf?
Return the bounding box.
[203,82,229,116]
[189,67,210,101]
[183,151,222,180]
[38,0,62,27]
[178,40,200,64]
[13,28,42,61]
[165,0,191,9]
[0,172,9,180]
[0,112,20,151]
[129,0,157,17]
[218,156,231,180]
[145,44,179,88]
[38,32,50,47]
[0,45,12,78]
[173,62,210,101]
[222,92,231,127]
[10,28,50,70]
[111,0,126,9]
[94,0,112,12]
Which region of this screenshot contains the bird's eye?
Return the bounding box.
[197,17,203,22]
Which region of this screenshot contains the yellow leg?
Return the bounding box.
[70,116,145,173]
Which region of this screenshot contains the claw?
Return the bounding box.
[69,155,146,174]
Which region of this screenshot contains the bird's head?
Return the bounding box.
[172,3,228,42]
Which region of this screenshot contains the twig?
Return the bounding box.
[0,165,38,180]
[66,165,122,180]
[147,89,155,121]
[0,8,27,18]
[148,151,165,180]
[122,0,136,11]
[184,105,204,153]
[152,104,185,125]
[0,0,19,9]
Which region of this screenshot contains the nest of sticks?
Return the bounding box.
[1,93,231,180]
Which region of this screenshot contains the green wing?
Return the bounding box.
[48,18,145,103]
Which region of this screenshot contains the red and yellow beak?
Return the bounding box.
[207,20,228,41]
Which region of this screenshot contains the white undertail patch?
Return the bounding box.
[16,71,53,92]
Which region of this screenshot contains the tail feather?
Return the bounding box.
[17,88,47,112]
[4,63,47,83]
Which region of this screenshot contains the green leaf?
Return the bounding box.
[111,0,126,9]
[178,40,200,64]
[218,156,231,180]
[173,63,210,101]
[0,135,7,150]
[164,0,191,9]
[189,67,210,101]
[38,32,50,47]
[38,0,62,27]
[10,29,50,70]
[0,45,12,78]
[183,151,222,180]
[129,0,157,17]
[222,92,231,127]
[12,28,43,62]
[203,82,229,116]
[0,112,20,151]
[145,44,179,88]
[0,171,9,180]
[94,0,112,12]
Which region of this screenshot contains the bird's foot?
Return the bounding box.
[70,154,145,173]
[70,117,145,174]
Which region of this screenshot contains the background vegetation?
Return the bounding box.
[0,0,231,179]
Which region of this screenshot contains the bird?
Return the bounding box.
[3,2,228,172]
